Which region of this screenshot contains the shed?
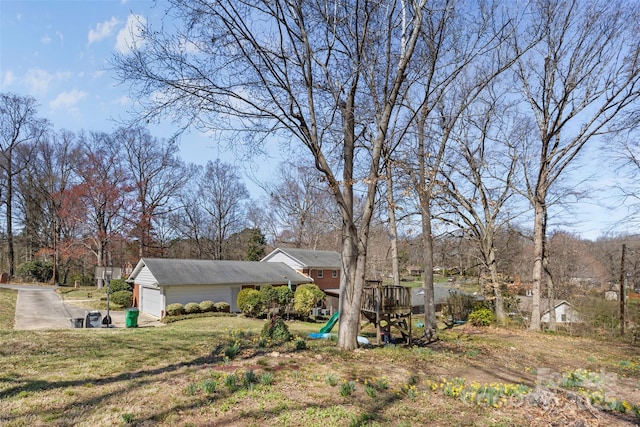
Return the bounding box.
[517,296,581,324]
[129,258,313,318]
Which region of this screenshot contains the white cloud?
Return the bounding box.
[56,31,64,46]
[115,14,146,53]
[41,34,52,44]
[22,69,73,96]
[24,68,54,95]
[88,17,119,45]
[112,95,131,106]
[49,89,88,111]
[2,70,15,88]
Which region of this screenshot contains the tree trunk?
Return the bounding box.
[337,222,364,351]
[421,201,437,338]
[6,156,14,279]
[529,196,547,330]
[487,245,506,322]
[386,160,401,287]
[545,256,556,331]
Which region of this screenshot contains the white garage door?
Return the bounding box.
[140,286,163,318]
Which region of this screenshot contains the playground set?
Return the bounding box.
[310,282,413,346]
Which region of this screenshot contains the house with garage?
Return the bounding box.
[262,248,342,313]
[129,258,313,318]
[261,248,342,291]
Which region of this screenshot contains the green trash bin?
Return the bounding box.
[125,308,139,328]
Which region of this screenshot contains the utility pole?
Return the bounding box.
[620,244,626,336]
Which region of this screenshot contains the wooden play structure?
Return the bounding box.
[360,281,412,345]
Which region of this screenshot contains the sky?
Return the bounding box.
[0,0,633,241]
[0,0,274,190]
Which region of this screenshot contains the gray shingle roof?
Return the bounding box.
[138,258,312,286]
[412,284,482,305]
[267,248,342,268]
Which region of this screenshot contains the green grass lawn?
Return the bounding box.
[0,288,16,329]
[2,289,640,426]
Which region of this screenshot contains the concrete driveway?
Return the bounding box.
[0,284,163,329]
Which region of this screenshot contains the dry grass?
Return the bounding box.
[1,289,640,426]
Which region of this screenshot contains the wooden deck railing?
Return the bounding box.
[361,285,411,313]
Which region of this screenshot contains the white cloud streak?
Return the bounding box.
[88,17,119,45]
[115,14,146,53]
[49,89,88,111]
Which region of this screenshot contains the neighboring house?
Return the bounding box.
[94,266,122,281]
[517,296,581,324]
[261,248,341,291]
[406,266,424,276]
[128,258,312,318]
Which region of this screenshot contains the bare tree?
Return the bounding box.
[198,159,249,260]
[264,162,338,249]
[171,167,208,258]
[116,126,188,257]
[113,0,427,350]
[438,88,521,321]
[511,0,640,330]
[0,93,48,278]
[400,0,523,338]
[18,130,81,283]
[75,132,134,287]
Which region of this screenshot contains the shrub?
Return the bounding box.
[237,288,263,317]
[259,285,295,318]
[17,260,53,283]
[110,290,133,307]
[444,291,476,321]
[107,278,132,294]
[275,286,294,307]
[166,303,185,316]
[184,302,201,314]
[468,307,496,327]
[294,284,325,318]
[214,302,230,313]
[199,300,215,312]
[259,285,278,308]
[261,316,291,342]
[294,337,307,350]
[69,273,92,286]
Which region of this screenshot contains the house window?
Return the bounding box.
[332,270,338,278]
[561,314,567,322]
[317,270,323,278]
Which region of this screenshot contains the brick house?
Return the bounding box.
[261,247,341,291]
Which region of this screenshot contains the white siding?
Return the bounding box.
[164,285,241,312]
[140,286,163,318]
[263,252,304,271]
[541,303,581,323]
[134,265,158,287]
